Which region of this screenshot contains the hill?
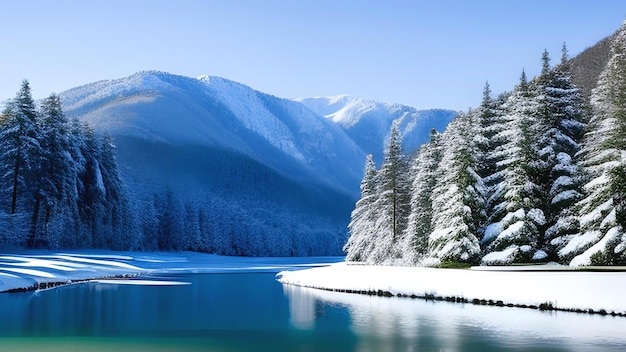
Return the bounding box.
[58,71,457,255]
[61,71,367,255]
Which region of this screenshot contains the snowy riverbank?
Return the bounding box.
[5,251,625,316]
[277,262,626,315]
[0,250,341,293]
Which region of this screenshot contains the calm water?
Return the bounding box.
[0,269,625,351]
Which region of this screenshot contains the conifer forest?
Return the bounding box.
[345,23,626,266]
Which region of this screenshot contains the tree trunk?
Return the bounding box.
[11,154,20,214]
[28,196,41,248]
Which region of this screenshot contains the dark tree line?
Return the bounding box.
[0,80,130,248]
[0,82,346,256]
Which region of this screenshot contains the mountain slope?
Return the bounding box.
[62,72,365,195]
[570,34,612,99]
[296,96,457,164]
[59,71,457,256]
[61,71,367,255]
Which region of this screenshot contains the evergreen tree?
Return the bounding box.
[539,44,587,259]
[77,126,105,247]
[400,129,443,264]
[0,80,40,217]
[475,81,500,179]
[29,94,76,247]
[0,81,132,250]
[0,81,43,246]
[482,77,525,248]
[344,154,378,262]
[481,88,513,249]
[366,122,411,263]
[427,112,483,263]
[97,133,134,249]
[157,189,183,250]
[482,72,546,264]
[563,21,626,265]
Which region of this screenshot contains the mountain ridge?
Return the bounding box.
[58,70,458,255]
[296,95,457,164]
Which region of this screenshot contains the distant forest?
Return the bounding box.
[0,81,343,255]
[0,81,132,249]
[345,22,626,266]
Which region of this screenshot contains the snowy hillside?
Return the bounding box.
[62,72,365,195]
[56,71,457,256]
[296,96,457,163]
[60,71,372,256]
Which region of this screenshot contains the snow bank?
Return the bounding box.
[283,284,626,348]
[0,250,341,293]
[277,263,626,314]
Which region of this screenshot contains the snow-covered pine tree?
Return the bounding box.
[366,122,411,263]
[0,81,40,214]
[157,189,185,251]
[0,82,133,250]
[474,82,500,179]
[76,125,106,247]
[427,112,483,264]
[477,83,510,231]
[29,94,78,247]
[344,154,378,262]
[482,75,526,247]
[562,21,626,265]
[184,201,203,251]
[0,81,43,245]
[538,44,587,260]
[400,129,443,265]
[61,118,90,247]
[97,133,135,249]
[482,71,546,264]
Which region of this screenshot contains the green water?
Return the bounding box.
[0,271,625,351]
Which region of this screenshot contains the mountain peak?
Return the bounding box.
[60,70,367,195]
[297,94,457,164]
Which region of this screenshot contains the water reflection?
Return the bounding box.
[283,284,315,329]
[283,283,626,351]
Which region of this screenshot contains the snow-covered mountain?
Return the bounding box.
[296,96,457,164]
[62,72,365,195]
[60,71,370,255]
[59,71,455,256]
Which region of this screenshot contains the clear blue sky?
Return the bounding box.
[1,0,624,111]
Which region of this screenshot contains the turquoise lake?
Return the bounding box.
[0,266,625,351]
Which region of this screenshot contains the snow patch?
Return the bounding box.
[499,221,524,240]
[559,230,600,257]
[532,250,548,260]
[278,263,626,313]
[481,246,518,265]
[570,227,621,266]
[527,208,546,225]
[580,199,613,228]
[0,251,342,293]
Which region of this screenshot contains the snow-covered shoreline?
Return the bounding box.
[0,250,341,293]
[277,262,626,316]
[5,250,625,317]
